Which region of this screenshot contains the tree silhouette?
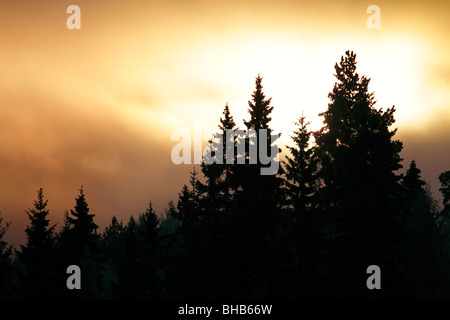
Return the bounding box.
[198,103,238,222]
[225,74,283,298]
[175,167,202,230]
[59,187,102,298]
[67,187,99,256]
[277,114,323,298]
[399,160,439,297]
[118,216,140,298]
[17,188,57,298]
[3,51,450,300]
[136,201,162,298]
[314,50,407,298]
[439,171,450,218]
[100,215,125,297]
[244,74,274,131]
[437,171,450,297]
[402,160,426,199]
[0,212,13,299]
[283,114,320,218]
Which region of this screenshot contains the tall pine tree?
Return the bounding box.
[229,75,283,298]
[314,50,407,298]
[18,188,57,298]
[400,160,438,298]
[283,114,320,218]
[59,186,101,298]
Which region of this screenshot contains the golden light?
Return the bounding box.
[149,29,430,152]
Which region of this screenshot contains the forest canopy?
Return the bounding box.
[1,51,449,300]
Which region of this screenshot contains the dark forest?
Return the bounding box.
[1,51,450,300]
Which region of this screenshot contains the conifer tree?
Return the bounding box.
[198,103,238,222]
[61,186,101,298]
[279,114,322,297]
[100,215,125,297]
[0,212,13,299]
[176,167,201,229]
[138,201,159,246]
[283,114,320,218]
[219,103,239,210]
[437,170,450,296]
[136,201,162,298]
[436,171,450,247]
[239,74,283,209]
[18,188,57,298]
[102,216,125,255]
[226,74,283,298]
[244,74,274,131]
[400,160,438,297]
[118,216,140,298]
[314,50,406,298]
[184,104,242,299]
[67,186,99,258]
[402,160,426,200]
[439,171,450,218]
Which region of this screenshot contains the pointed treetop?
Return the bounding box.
[190,166,199,193]
[244,74,274,130]
[439,171,450,209]
[403,159,426,194]
[219,103,236,131]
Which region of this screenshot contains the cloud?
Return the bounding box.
[0,87,190,247]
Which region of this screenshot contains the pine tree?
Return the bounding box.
[136,201,162,298]
[244,74,274,131]
[118,216,140,298]
[175,167,201,230]
[400,160,438,297]
[315,51,403,211]
[67,186,99,258]
[437,171,450,246]
[18,188,57,298]
[239,74,283,209]
[283,114,320,218]
[402,160,426,200]
[102,216,125,254]
[177,104,242,299]
[313,50,407,298]
[61,186,101,298]
[439,171,450,218]
[100,215,125,297]
[138,201,159,245]
[0,212,13,299]
[198,103,238,222]
[279,114,322,298]
[227,74,283,298]
[437,171,450,297]
[219,103,239,211]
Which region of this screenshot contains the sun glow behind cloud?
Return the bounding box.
[155,29,430,151]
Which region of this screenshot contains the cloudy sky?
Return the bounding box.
[1,0,449,246]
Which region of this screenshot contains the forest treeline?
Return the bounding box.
[1,50,450,299]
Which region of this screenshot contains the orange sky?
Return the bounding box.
[1,0,449,246]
